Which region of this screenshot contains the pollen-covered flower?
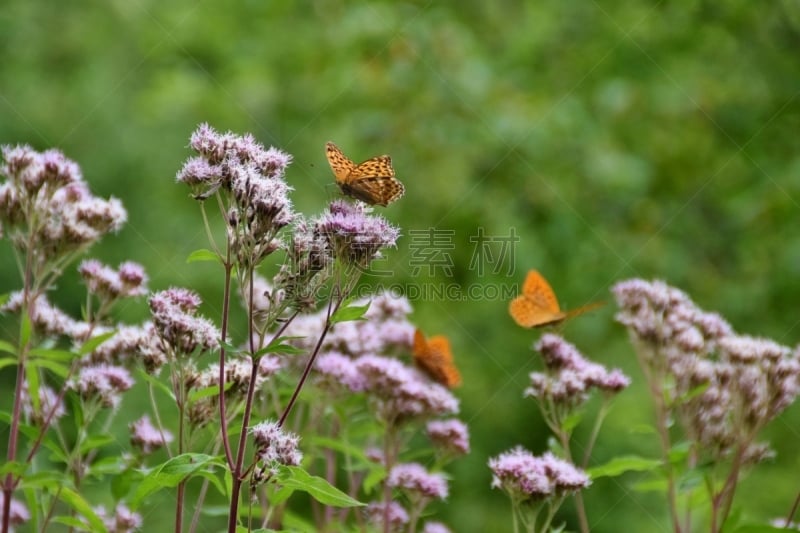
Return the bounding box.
[130,415,173,454]
[250,420,303,467]
[488,447,590,501]
[426,418,470,455]
[387,463,449,500]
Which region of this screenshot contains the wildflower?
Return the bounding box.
[387,463,449,500]
[312,200,399,267]
[315,351,365,392]
[79,259,148,301]
[250,420,303,467]
[130,415,173,454]
[426,419,470,455]
[95,503,142,533]
[177,124,294,267]
[365,501,409,531]
[488,447,590,502]
[525,334,630,408]
[72,364,134,408]
[149,288,220,357]
[83,323,152,367]
[2,291,88,340]
[357,355,459,424]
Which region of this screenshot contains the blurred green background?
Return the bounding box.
[2,0,800,531]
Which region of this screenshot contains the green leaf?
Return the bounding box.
[0,292,9,308]
[562,410,583,432]
[330,300,370,325]
[256,336,305,357]
[275,465,364,508]
[59,487,108,532]
[131,453,223,508]
[0,339,17,355]
[188,383,225,403]
[28,347,75,361]
[78,434,115,455]
[187,248,221,264]
[78,331,118,355]
[0,460,27,478]
[0,357,18,371]
[587,455,662,479]
[28,357,69,378]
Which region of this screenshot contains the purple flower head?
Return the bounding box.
[315,351,366,392]
[1,146,127,270]
[130,415,173,454]
[426,418,470,455]
[488,447,590,502]
[365,501,409,530]
[357,355,459,424]
[312,199,399,266]
[526,334,630,407]
[2,291,87,341]
[149,288,220,357]
[72,364,134,408]
[250,420,303,467]
[95,503,143,533]
[79,259,148,302]
[387,463,449,500]
[84,324,151,367]
[241,273,284,325]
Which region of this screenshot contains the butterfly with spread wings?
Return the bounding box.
[413,329,461,389]
[509,270,604,328]
[325,142,405,207]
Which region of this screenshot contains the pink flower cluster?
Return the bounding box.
[0,145,127,267]
[79,259,148,301]
[250,420,303,467]
[130,415,173,454]
[387,463,449,501]
[176,123,294,266]
[149,288,221,358]
[488,447,590,501]
[525,334,630,407]
[71,364,134,408]
[426,419,470,455]
[614,278,800,462]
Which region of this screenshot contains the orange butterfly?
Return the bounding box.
[325,142,405,206]
[509,270,604,328]
[413,329,461,388]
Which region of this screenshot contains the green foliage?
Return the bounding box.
[1,0,799,531]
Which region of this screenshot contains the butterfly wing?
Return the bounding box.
[325,142,356,183]
[342,155,404,206]
[413,330,461,388]
[509,270,566,328]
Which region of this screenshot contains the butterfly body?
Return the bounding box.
[325,142,404,206]
[413,329,461,388]
[509,270,602,328]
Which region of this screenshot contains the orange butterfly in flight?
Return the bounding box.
[325,142,405,207]
[509,270,604,328]
[413,329,461,388]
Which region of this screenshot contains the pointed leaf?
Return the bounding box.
[131,453,223,508]
[275,465,364,507]
[330,300,370,325]
[187,248,221,264]
[0,339,17,355]
[78,331,118,355]
[587,455,662,479]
